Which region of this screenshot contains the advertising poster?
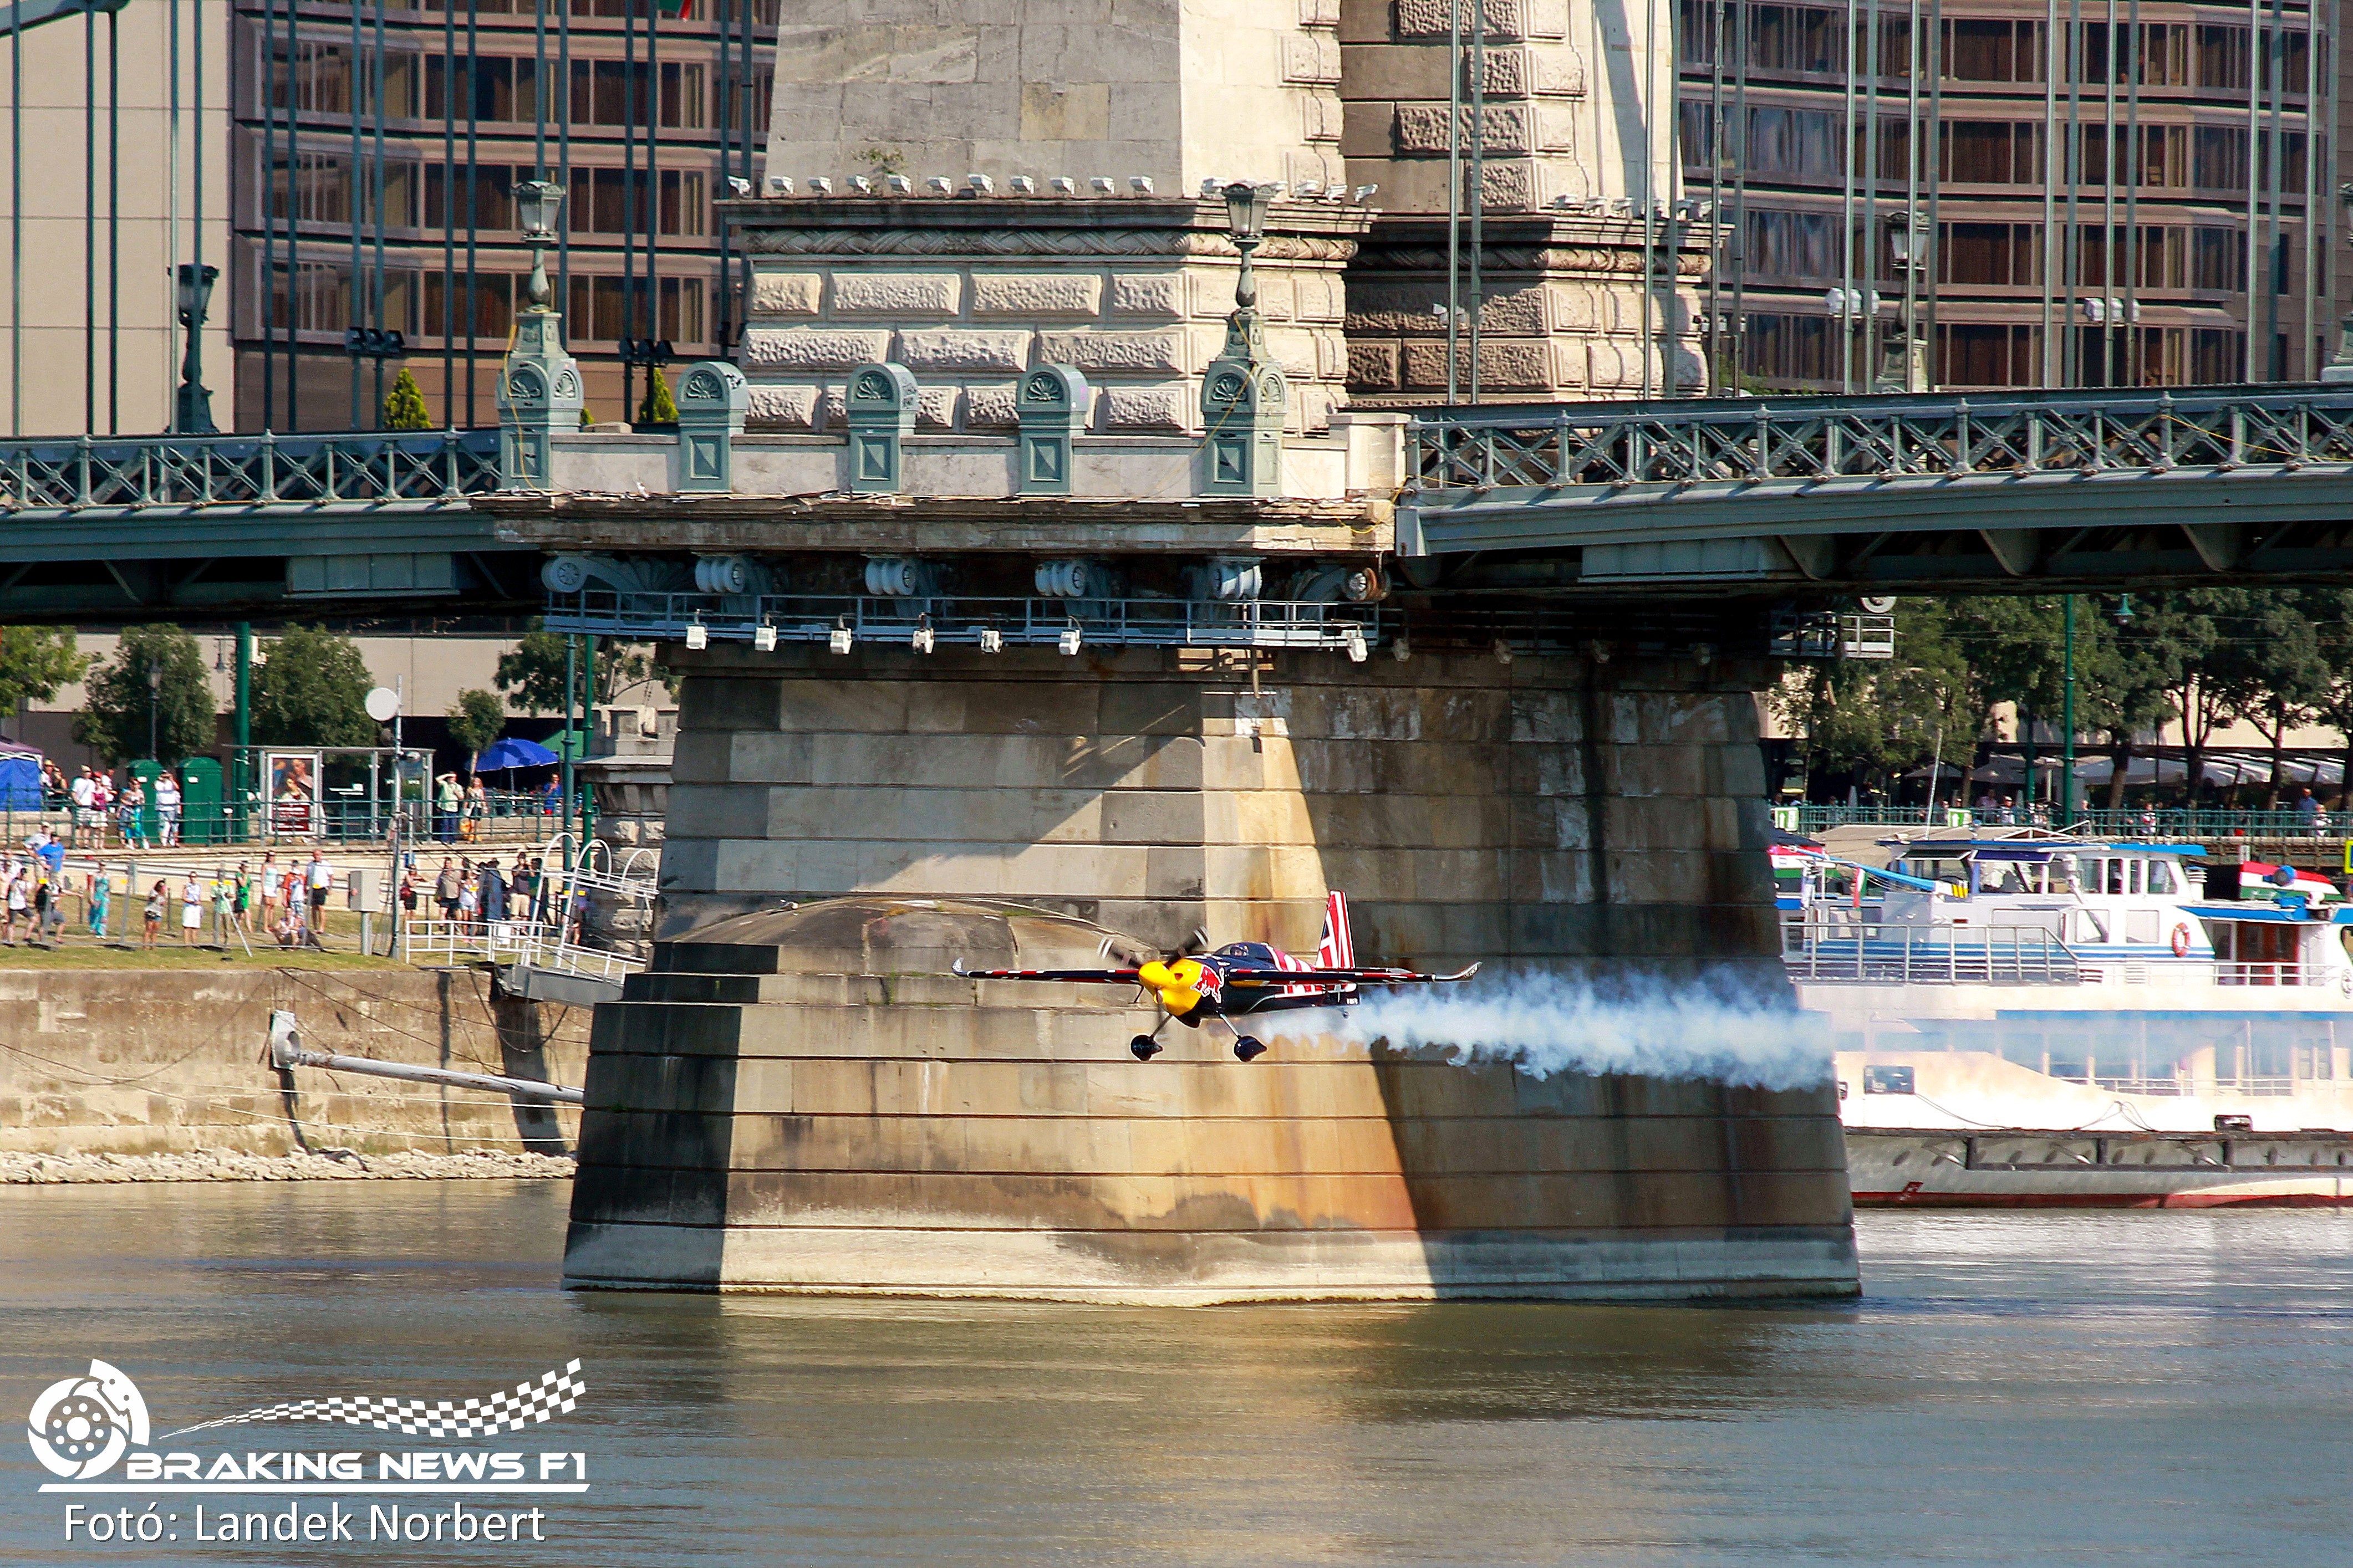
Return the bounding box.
[263,750,322,839]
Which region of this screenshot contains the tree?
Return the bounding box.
[636,366,678,426]
[0,629,86,719]
[446,688,505,768]
[495,622,666,715]
[73,625,214,764]
[382,367,434,430]
[249,625,377,749]
[1768,599,1979,800]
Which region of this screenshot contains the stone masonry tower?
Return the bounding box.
[520,0,1853,1303]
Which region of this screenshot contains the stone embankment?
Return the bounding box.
[0,1148,574,1183]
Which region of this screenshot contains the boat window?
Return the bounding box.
[2147,860,2178,895]
[2070,909,2110,943]
[1978,861,2026,893]
[2105,860,2125,895]
[2052,854,2080,891]
[2126,908,2160,943]
[1863,1065,1916,1094]
[2129,860,2144,895]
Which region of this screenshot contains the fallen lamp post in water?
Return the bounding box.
[266,1008,584,1105]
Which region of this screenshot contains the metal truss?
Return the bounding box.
[1407,385,2353,494]
[1401,385,2353,589]
[0,428,498,518]
[543,591,1392,653]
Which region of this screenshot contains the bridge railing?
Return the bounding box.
[0,429,501,511]
[1407,385,2353,493]
[1781,803,2348,840]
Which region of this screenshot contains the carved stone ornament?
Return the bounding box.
[745,228,1358,263]
[505,365,548,405]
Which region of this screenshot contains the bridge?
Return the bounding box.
[9,384,2353,626]
[1396,384,2353,595]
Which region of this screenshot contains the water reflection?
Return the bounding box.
[1,1188,2346,1565]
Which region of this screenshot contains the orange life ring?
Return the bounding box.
[2170,924,2192,958]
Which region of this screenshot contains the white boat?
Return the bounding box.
[1780,833,2353,1206]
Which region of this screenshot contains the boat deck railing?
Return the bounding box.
[1781,918,2081,984]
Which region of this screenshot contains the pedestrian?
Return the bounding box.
[480,856,508,930]
[509,854,535,922]
[258,851,283,931]
[35,828,63,887]
[156,770,183,847]
[3,860,27,945]
[88,867,109,940]
[436,856,462,923]
[528,856,548,920]
[305,849,333,941]
[142,880,165,949]
[434,772,462,843]
[211,869,233,944]
[457,871,480,933]
[31,873,52,948]
[89,770,113,849]
[179,871,202,947]
[398,867,419,923]
[116,777,146,849]
[67,767,95,848]
[232,862,253,934]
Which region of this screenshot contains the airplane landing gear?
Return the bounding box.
[1232,1036,1267,1063]
[1129,1035,1163,1061]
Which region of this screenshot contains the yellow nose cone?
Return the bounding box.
[1159,987,1200,1015]
[1138,961,1176,988]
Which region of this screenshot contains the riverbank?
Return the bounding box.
[0,1147,574,1183]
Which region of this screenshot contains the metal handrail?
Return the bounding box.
[1781,918,2081,984]
[400,917,643,982]
[0,428,500,512]
[1407,385,2353,494]
[1781,804,2349,839]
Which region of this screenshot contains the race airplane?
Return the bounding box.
[951,892,1479,1061]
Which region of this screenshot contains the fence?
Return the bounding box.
[1779,804,2349,840]
[400,918,643,985]
[0,429,499,514]
[34,790,568,850]
[1781,918,2081,984]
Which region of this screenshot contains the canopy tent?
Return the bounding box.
[0,734,39,811]
[473,736,562,772]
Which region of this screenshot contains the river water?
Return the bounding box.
[0,1185,2346,1566]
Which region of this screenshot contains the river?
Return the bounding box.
[1,1185,2346,1565]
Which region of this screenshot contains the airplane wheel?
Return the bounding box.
[1129,1035,1163,1061]
[1232,1036,1267,1062]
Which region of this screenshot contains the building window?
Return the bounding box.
[1938,222,2041,287]
[566,275,706,346]
[1748,106,1844,178]
[1749,4,1843,74]
[568,60,707,129]
[1939,120,2043,184]
[1746,208,1841,279]
[1942,17,2043,81]
[1935,322,2041,387]
[1744,312,1840,382]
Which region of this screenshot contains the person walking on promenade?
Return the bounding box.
[179,871,203,947]
[88,867,109,941]
[2,859,27,946]
[232,862,253,936]
[258,852,284,932]
[142,880,165,949]
[436,857,462,924]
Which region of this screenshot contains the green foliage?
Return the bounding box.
[579,405,594,428]
[857,145,906,176]
[636,367,678,426]
[0,629,86,718]
[446,688,506,763]
[73,625,213,764]
[496,622,668,716]
[382,367,434,430]
[250,625,377,748]
[1769,599,1978,784]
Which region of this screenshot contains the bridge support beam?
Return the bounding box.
[562,642,1858,1302]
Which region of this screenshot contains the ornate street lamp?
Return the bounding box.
[1220,179,1280,321]
[514,180,564,311]
[171,262,220,435]
[1877,210,1928,394]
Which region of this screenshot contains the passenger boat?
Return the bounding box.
[1780,833,2353,1206]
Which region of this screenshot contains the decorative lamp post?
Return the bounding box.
[1877,211,1928,394]
[497,180,585,488]
[172,262,220,435]
[2325,184,2353,384]
[1199,180,1288,497]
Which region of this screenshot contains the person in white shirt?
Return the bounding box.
[179,874,202,946]
[1,860,24,946]
[305,850,333,942]
[155,772,183,847]
[258,852,283,931]
[67,769,95,848]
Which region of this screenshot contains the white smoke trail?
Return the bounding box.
[1286,973,1833,1090]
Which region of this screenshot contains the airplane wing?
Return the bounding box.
[951,961,1142,983]
[1222,962,1480,988]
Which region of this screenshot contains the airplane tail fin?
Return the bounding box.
[1316,890,1354,969]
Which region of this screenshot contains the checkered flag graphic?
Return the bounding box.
[160,1361,584,1441]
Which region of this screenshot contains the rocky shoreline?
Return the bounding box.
[0,1148,575,1184]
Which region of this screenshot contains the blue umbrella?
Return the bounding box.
[473,736,561,771]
